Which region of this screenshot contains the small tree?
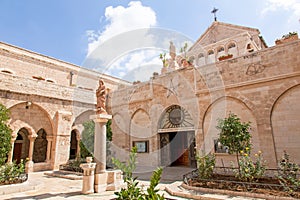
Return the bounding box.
[0,103,12,165]
[216,113,251,171]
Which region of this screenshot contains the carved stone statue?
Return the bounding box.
[169,41,176,59]
[96,79,107,114]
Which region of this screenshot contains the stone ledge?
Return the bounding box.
[0,180,40,195]
[166,182,298,200]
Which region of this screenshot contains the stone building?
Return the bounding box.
[0,42,130,171]
[109,21,300,169]
[1,21,299,172]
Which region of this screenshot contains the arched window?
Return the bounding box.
[197,53,205,66]
[198,53,204,58]
[228,43,236,49]
[208,50,214,55]
[33,129,48,163]
[247,43,254,52]
[217,47,224,53]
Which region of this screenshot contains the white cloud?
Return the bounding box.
[82,1,194,82]
[262,0,300,18]
[86,1,157,56]
[107,49,162,82]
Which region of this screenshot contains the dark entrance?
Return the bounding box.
[69,130,78,159]
[13,128,29,164]
[160,131,196,167]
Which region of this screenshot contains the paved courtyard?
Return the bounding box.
[0,167,265,200]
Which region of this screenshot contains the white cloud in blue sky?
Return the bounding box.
[86,1,157,55]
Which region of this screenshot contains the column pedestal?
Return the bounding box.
[80,157,96,194]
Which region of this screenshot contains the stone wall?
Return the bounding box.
[109,39,300,168]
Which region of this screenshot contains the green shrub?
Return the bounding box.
[0,160,25,184]
[0,103,12,166]
[277,151,300,193]
[196,152,215,179]
[233,151,266,182]
[112,147,165,199]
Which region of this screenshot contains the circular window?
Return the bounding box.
[169,108,184,125]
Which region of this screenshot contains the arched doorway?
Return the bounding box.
[69,130,78,159]
[13,128,29,164]
[33,129,48,163]
[158,105,196,167]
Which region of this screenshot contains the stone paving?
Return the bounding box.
[0,167,265,200]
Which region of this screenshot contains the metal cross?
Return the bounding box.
[211,7,218,21]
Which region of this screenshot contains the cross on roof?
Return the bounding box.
[211,7,219,21]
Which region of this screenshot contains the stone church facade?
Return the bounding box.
[109,21,300,169]
[0,42,129,171]
[0,21,299,172]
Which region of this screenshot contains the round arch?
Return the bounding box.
[202,96,259,166]
[271,84,300,164]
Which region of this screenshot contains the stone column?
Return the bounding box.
[26,134,37,173]
[80,157,96,194]
[90,113,112,193]
[7,134,17,164]
[76,133,81,159]
[46,136,53,162]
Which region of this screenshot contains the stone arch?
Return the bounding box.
[13,127,30,164]
[226,41,238,57]
[33,128,48,163]
[9,102,53,137]
[157,105,196,167]
[202,96,260,165]
[130,108,151,139]
[216,46,225,59]
[271,84,300,164]
[207,49,215,64]
[158,104,194,131]
[73,109,95,126]
[197,52,206,66]
[111,112,130,161]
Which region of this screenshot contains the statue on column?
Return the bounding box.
[168,41,178,69]
[96,79,107,115]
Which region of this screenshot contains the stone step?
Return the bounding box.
[44,170,83,180]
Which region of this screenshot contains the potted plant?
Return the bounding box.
[275,32,298,45]
[218,54,233,61]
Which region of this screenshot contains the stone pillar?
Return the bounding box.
[7,134,17,164]
[26,134,37,173]
[46,136,53,162]
[80,157,96,194]
[76,133,81,159]
[90,114,112,193]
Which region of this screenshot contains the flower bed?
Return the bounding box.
[184,169,300,199]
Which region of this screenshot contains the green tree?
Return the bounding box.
[216,113,251,171]
[106,119,112,141]
[80,119,113,159]
[80,120,94,158]
[0,103,12,165]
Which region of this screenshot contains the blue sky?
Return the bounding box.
[0,0,299,81]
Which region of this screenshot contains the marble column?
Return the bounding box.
[90,113,112,193]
